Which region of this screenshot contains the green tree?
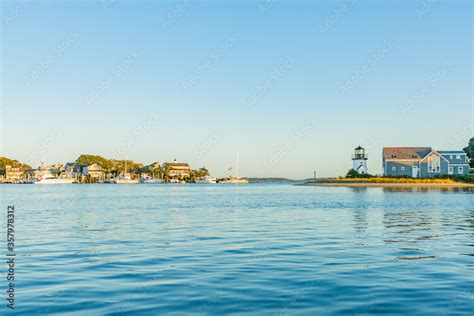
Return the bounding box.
[75,154,111,168]
[345,168,372,178]
[345,169,359,178]
[75,154,115,179]
[0,157,31,171]
[110,160,143,176]
[190,167,210,181]
[463,137,474,168]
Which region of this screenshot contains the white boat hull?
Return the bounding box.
[195,179,217,184]
[221,178,249,184]
[35,178,75,184]
[115,180,139,184]
[141,179,162,184]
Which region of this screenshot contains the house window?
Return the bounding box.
[448,166,454,175]
[401,167,405,171]
[450,155,453,159]
[456,155,461,160]
[392,166,396,171]
[427,154,441,173]
[458,166,464,174]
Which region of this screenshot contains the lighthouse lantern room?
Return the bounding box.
[352,146,368,174]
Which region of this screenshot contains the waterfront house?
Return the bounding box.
[64,162,81,180]
[149,162,161,169]
[82,163,105,181]
[25,169,35,181]
[51,167,62,178]
[139,162,162,179]
[34,169,42,180]
[383,147,469,178]
[162,160,191,178]
[5,165,25,182]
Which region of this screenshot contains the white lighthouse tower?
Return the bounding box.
[352,145,368,174]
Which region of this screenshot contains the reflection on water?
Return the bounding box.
[382,187,474,193]
[0,184,472,315]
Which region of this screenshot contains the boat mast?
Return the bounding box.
[236,152,239,179]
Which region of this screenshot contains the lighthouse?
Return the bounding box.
[352,146,368,174]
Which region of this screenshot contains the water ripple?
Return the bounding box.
[0,184,472,315]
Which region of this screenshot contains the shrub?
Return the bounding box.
[345,169,373,178]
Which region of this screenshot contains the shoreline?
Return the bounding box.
[302,182,474,188]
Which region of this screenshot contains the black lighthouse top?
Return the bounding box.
[352,146,368,160]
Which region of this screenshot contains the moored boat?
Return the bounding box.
[115,173,139,184]
[195,176,217,184]
[169,178,186,184]
[221,153,248,184]
[140,177,162,184]
[220,177,249,184]
[35,172,75,184]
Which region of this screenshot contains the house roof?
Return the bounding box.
[437,151,466,154]
[163,162,189,167]
[438,151,468,164]
[383,147,432,160]
[86,163,102,170]
[388,160,419,166]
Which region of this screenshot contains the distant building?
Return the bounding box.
[149,162,161,169]
[5,165,24,182]
[64,163,81,179]
[82,163,104,180]
[383,147,469,178]
[352,146,368,174]
[162,160,191,178]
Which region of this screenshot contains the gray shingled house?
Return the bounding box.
[382,147,469,178]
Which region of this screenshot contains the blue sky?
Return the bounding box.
[1,0,472,178]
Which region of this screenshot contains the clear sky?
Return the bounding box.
[1,0,472,178]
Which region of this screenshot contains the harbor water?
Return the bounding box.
[0,184,473,315]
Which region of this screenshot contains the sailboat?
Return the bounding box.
[221,153,248,184]
[115,160,139,184]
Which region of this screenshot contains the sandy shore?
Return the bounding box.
[303,182,474,188]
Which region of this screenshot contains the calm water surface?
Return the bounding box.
[0,184,473,315]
